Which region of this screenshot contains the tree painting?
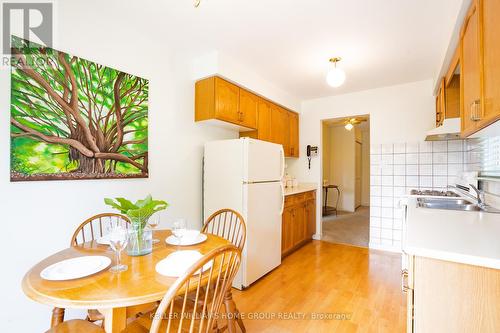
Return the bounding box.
[10,36,148,181]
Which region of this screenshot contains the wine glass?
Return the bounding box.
[108,220,129,273]
[172,218,187,247]
[149,213,161,244]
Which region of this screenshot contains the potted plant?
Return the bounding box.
[104,195,168,256]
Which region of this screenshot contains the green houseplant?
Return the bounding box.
[105,195,168,256]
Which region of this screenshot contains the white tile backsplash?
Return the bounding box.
[381,144,394,154]
[419,141,432,153]
[447,140,463,152]
[420,164,432,175]
[394,143,406,154]
[406,165,418,175]
[394,165,405,175]
[393,154,406,165]
[370,139,468,251]
[448,152,463,164]
[419,153,432,164]
[381,175,393,186]
[432,141,448,152]
[432,164,447,176]
[433,152,448,164]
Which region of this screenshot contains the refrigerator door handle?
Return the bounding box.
[279,145,285,180]
[280,181,285,215]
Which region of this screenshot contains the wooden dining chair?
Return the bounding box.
[125,244,242,333]
[202,209,246,333]
[70,212,130,246]
[50,213,131,328]
[202,209,246,251]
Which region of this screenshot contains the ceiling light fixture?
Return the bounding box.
[344,122,354,131]
[326,57,346,88]
[194,0,201,7]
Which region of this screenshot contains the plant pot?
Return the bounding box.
[127,225,152,256]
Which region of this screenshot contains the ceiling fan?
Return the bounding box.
[344,117,366,131]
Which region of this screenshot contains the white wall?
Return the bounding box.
[192,51,301,111]
[288,79,435,239]
[1,3,309,331]
[329,126,355,212]
[361,129,371,206]
[0,4,240,332]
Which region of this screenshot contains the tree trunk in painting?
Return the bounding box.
[9,36,149,181]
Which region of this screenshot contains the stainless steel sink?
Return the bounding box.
[416,197,481,211]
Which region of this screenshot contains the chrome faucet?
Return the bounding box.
[469,184,486,208]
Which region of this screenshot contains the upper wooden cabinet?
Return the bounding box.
[196,76,300,157]
[481,0,500,128]
[270,105,290,154]
[195,76,257,129]
[256,99,272,142]
[454,0,500,137]
[460,0,481,135]
[435,78,446,126]
[289,112,299,157]
[238,89,258,129]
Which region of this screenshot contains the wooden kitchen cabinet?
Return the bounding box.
[198,76,300,157]
[305,196,316,237]
[256,98,272,141]
[435,79,446,127]
[288,112,299,157]
[270,105,290,154]
[238,89,258,129]
[480,0,500,129]
[282,190,316,257]
[460,0,481,136]
[281,207,294,255]
[405,255,500,333]
[195,76,257,129]
[444,47,461,121]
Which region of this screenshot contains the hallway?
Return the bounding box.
[322,207,370,247]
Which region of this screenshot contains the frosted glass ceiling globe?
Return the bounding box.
[326,67,346,87]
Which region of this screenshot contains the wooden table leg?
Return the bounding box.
[224,289,245,333]
[99,307,126,333]
[50,307,65,328]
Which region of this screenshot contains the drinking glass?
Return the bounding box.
[172,218,187,247]
[149,214,161,244]
[108,220,129,273]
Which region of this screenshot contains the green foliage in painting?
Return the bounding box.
[10,36,149,181]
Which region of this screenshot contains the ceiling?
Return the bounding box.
[62,0,464,101]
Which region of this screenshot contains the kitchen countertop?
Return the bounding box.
[284,183,317,196]
[404,196,500,269]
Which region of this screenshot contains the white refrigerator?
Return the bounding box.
[203,138,285,290]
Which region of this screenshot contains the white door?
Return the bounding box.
[244,139,284,182]
[241,181,282,287]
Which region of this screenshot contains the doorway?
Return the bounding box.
[321,116,370,247]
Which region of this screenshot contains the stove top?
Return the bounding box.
[410,189,459,197]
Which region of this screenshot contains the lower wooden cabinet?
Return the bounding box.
[282,191,316,257]
[404,255,500,333]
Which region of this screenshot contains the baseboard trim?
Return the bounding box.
[369,242,402,254]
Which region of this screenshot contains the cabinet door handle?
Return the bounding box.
[471,99,481,121]
[401,269,410,293]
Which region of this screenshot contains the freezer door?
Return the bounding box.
[244,139,284,182]
[240,181,282,287]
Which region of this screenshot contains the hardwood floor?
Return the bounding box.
[232,241,406,332]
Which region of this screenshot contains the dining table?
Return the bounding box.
[22,229,230,333]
